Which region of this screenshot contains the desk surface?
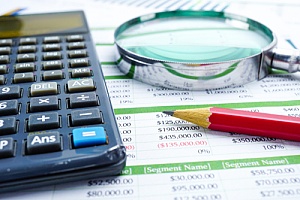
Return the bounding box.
[1,0,300,199]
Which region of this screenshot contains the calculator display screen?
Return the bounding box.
[0,12,87,38]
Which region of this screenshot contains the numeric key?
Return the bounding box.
[0,117,17,135]
[0,100,19,116]
[0,86,21,100]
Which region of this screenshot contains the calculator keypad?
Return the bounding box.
[0,34,107,159]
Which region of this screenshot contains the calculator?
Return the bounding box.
[0,11,126,192]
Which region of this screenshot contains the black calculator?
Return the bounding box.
[0,11,126,192]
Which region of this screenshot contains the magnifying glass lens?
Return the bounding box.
[116,16,272,63]
[114,11,278,90]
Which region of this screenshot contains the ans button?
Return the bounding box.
[72,127,107,148]
[26,132,62,155]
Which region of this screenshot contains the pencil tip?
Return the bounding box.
[162,110,174,116]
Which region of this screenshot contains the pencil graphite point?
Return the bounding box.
[162,111,174,116]
[162,108,211,128]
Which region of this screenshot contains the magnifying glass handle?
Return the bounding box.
[270,48,300,73]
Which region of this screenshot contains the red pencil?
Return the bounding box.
[163,107,300,142]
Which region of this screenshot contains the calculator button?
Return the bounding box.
[0,75,5,85]
[42,60,63,70]
[68,50,88,58]
[67,78,95,93]
[0,117,17,135]
[72,127,107,148]
[70,108,103,126]
[43,36,61,43]
[13,72,35,83]
[17,53,36,63]
[26,132,61,155]
[28,112,60,131]
[0,100,19,116]
[0,138,15,158]
[0,85,21,100]
[43,52,62,60]
[30,82,58,97]
[66,35,84,42]
[19,38,37,45]
[69,58,89,68]
[18,45,36,53]
[0,39,13,47]
[0,55,9,64]
[42,70,64,80]
[69,92,98,108]
[29,96,59,112]
[0,47,11,55]
[67,42,85,50]
[71,68,92,78]
[42,44,61,52]
[15,63,35,72]
[0,65,8,74]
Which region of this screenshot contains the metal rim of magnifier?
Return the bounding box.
[114,10,278,90]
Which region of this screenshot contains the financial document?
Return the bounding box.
[1,0,300,199]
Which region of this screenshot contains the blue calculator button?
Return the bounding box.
[72,127,107,148]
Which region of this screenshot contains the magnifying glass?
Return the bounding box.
[114,10,300,90]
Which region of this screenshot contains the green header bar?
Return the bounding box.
[113,100,300,115]
[121,155,299,175]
